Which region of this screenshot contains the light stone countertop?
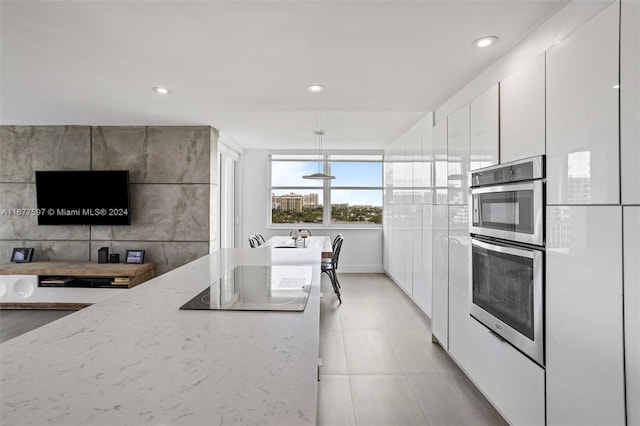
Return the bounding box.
[0,248,321,426]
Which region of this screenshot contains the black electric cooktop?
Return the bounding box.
[179,265,312,312]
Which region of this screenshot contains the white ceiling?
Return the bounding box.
[0,0,567,150]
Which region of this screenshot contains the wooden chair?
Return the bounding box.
[255,233,266,243]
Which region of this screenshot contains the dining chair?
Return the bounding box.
[254,235,263,246]
[321,235,343,304]
[255,233,266,243]
[248,236,258,248]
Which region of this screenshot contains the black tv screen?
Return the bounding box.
[35,171,131,225]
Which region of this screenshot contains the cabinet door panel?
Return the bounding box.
[500,54,545,163]
[470,84,499,170]
[624,206,640,425]
[433,120,448,205]
[621,0,640,204]
[448,205,470,370]
[546,2,620,205]
[468,319,545,426]
[447,105,470,206]
[431,205,449,347]
[546,205,624,425]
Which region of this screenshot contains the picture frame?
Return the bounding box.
[125,249,145,264]
[11,248,34,263]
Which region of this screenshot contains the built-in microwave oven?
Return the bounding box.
[469,156,546,366]
[470,156,544,246]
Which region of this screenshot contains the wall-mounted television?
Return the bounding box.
[35,170,131,225]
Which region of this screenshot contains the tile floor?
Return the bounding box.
[318,273,507,426]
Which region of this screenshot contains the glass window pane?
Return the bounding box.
[272,161,324,187]
[330,189,382,224]
[330,162,382,187]
[271,190,323,224]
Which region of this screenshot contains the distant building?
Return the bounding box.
[272,193,304,212]
[303,193,319,207]
[272,192,321,211]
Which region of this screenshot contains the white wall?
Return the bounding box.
[240,149,384,273]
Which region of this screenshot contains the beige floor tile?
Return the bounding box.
[349,375,429,425]
[318,375,357,426]
[407,374,507,426]
[342,329,403,374]
[384,330,461,375]
[338,303,381,330]
[320,330,348,375]
[371,303,431,330]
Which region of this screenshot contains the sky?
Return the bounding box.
[272,161,383,206]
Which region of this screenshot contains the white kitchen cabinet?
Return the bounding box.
[470,84,499,170]
[447,105,470,206]
[447,204,470,371]
[433,119,448,205]
[546,2,620,205]
[624,206,640,425]
[413,204,432,315]
[468,319,545,426]
[621,0,640,205]
[431,204,449,348]
[500,53,546,163]
[546,205,625,426]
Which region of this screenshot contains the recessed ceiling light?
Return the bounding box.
[472,36,499,49]
[307,85,325,93]
[153,87,170,94]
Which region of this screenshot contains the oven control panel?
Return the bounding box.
[471,156,544,187]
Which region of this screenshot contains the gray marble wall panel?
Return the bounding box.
[0,184,90,240]
[0,126,90,182]
[92,126,212,183]
[90,241,209,275]
[1,125,216,277]
[0,240,90,263]
[91,184,209,242]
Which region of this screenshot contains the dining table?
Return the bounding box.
[262,235,333,259]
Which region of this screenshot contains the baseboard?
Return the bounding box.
[337,265,385,274]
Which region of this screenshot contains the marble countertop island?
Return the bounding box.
[0,248,321,426]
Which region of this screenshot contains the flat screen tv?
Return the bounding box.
[35,170,131,225]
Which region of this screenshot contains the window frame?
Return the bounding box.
[269,151,384,229]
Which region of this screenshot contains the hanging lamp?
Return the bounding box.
[303,130,335,180]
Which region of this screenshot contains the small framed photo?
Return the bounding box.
[11,248,34,263]
[125,249,145,264]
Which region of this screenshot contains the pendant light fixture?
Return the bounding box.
[303,114,335,180]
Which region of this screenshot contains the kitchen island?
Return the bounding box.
[0,248,321,426]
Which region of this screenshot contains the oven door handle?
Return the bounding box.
[471,238,536,259]
[470,181,536,195]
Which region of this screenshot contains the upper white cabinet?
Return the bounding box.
[546,2,620,205]
[447,105,470,205]
[433,119,448,205]
[546,205,625,425]
[621,0,640,205]
[500,54,546,163]
[624,206,640,425]
[447,205,470,371]
[431,204,449,348]
[470,84,499,170]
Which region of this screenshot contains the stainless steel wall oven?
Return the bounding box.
[469,156,545,366]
